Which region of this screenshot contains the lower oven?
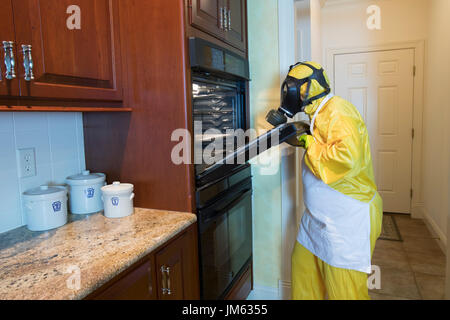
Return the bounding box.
[197,165,252,300]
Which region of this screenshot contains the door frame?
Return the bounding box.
[325,41,425,219]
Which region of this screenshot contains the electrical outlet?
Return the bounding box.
[17,148,36,178]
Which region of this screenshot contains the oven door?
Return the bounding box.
[198,181,252,300]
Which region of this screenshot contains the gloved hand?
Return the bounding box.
[298,134,313,149]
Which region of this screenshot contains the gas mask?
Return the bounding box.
[266,62,331,127]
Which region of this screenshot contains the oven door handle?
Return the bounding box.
[205,188,251,222]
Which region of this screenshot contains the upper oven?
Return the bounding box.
[189,38,250,187]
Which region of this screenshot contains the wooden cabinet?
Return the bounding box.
[224,0,247,52]
[191,0,225,41]
[0,0,19,96]
[0,0,123,103]
[155,224,200,300]
[189,0,247,53]
[88,224,199,300]
[11,0,123,101]
[91,259,157,300]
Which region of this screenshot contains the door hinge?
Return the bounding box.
[412,128,415,139]
[410,189,413,199]
[413,65,416,76]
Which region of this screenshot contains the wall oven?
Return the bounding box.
[189,38,252,299]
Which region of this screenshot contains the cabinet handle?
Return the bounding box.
[220,7,224,30]
[223,7,228,31]
[22,44,34,81]
[161,265,172,295]
[2,41,16,80]
[228,9,231,31]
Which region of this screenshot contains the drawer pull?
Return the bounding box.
[161,266,172,295]
[2,41,16,80]
[22,44,34,81]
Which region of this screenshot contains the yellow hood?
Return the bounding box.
[287,61,331,116]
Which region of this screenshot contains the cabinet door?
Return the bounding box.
[0,0,19,96]
[190,0,226,41]
[12,0,123,101]
[224,0,247,52]
[155,226,200,300]
[92,259,156,300]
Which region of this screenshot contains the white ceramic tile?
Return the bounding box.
[0,132,15,157]
[14,130,52,165]
[0,160,22,233]
[52,160,81,185]
[49,131,79,162]
[13,112,48,132]
[0,112,85,233]
[75,113,86,171]
[0,113,14,133]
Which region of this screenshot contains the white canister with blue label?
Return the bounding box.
[66,170,106,214]
[23,185,68,231]
[101,181,135,219]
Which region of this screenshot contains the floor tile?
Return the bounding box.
[414,272,445,300]
[394,215,435,239]
[406,250,446,276]
[402,236,444,256]
[369,291,410,300]
[372,240,409,269]
[369,265,421,299]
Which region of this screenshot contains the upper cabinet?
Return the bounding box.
[189,0,247,53]
[0,0,19,96]
[1,0,123,101]
[224,0,247,52]
[190,0,226,41]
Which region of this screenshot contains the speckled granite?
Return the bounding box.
[0,208,196,300]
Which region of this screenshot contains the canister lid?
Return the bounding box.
[66,170,106,186]
[23,185,67,201]
[101,181,134,195]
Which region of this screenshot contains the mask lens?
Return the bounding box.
[281,82,288,100]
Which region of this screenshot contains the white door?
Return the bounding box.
[334,49,415,214]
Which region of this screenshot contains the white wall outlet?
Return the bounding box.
[17,148,37,178]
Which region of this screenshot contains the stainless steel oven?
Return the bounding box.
[189,38,252,299]
[197,165,252,300]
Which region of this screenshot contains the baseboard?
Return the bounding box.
[411,204,425,219]
[247,284,280,300]
[278,280,291,300]
[421,208,447,254]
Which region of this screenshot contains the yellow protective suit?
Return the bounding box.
[290,62,383,300]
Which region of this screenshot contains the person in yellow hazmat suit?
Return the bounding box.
[266,62,383,300]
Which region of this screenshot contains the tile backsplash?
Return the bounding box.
[0,112,86,233]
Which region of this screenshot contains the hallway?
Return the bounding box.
[370,215,446,300]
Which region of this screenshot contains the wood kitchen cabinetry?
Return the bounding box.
[189,0,247,53]
[0,0,19,96]
[0,0,123,103]
[88,224,200,300]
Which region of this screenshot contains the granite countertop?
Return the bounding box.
[0,208,196,300]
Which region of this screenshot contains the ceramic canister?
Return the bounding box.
[23,185,68,231]
[101,181,135,219]
[66,170,106,214]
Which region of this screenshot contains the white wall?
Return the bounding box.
[248,0,283,290]
[321,0,450,243]
[321,0,429,65]
[423,0,450,248]
[0,112,86,233]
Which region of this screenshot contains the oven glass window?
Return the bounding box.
[192,78,245,175]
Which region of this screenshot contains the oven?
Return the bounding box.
[197,165,252,300]
[189,38,252,299]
